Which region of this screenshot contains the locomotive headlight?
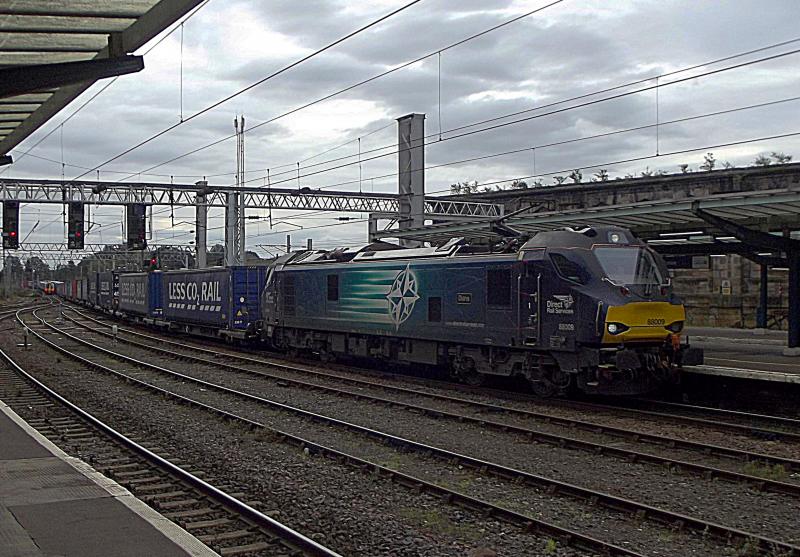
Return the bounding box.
[607,322,629,335]
[666,321,684,333]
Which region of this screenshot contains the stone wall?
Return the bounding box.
[671,255,790,329]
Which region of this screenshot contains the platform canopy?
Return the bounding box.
[0,0,203,158]
[377,187,800,245]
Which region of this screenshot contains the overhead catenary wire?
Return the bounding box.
[73,0,427,182]
[236,46,800,190]
[113,0,567,181]
[166,213,369,242]
[164,132,800,246]
[237,35,800,185]
[421,130,800,196]
[302,95,800,193]
[1,0,214,176]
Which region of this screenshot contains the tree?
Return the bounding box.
[24,256,50,281]
[722,161,734,169]
[553,175,567,185]
[568,169,582,183]
[449,180,479,195]
[753,154,771,167]
[640,167,654,177]
[208,244,225,267]
[593,169,609,182]
[771,151,793,164]
[699,152,716,171]
[530,178,545,188]
[510,179,528,189]
[678,164,690,173]
[4,256,23,275]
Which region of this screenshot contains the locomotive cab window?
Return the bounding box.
[428,296,442,322]
[327,274,339,302]
[550,253,588,284]
[487,268,512,307]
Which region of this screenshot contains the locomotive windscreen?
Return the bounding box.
[592,246,666,285]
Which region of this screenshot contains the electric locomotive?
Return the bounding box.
[260,226,702,396]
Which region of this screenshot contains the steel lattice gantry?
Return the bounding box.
[0,178,504,219]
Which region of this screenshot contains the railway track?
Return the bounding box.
[0,305,342,557]
[609,396,800,431]
[20,305,648,557]
[65,306,800,482]
[33,305,800,556]
[66,304,800,442]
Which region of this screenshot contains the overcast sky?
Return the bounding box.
[3,0,799,261]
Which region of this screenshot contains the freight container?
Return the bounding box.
[161,266,267,335]
[230,266,269,333]
[87,275,97,306]
[119,272,162,317]
[162,268,231,329]
[97,271,119,310]
[70,279,78,300]
[118,272,147,316]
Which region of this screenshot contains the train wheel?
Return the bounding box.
[452,356,486,386]
[530,379,558,397]
[530,364,571,398]
[461,369,486,386]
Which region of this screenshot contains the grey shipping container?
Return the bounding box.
[119,273,149,316]
[97,271,119,310]
[88,276,97,305]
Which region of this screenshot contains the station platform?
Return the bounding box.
[0,401,217,557]
[684,326,800,384]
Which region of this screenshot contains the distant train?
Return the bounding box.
[38,280,61,295]
[58,226,702,396]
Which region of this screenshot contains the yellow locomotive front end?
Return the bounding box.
[602,301,685,345]
[588,240,703,392]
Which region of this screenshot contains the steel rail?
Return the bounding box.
[8,307,344,557]
[548,397,800,441]
[66,304,800,439]
[35,308,800,556]
[61,309,800,497]
[19,309,648,557]
[624,397,800,430]
[64,306,800,472]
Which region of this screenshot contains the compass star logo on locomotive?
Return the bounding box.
[386,264,419,330]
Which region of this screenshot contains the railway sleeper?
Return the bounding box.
[218,541,272,557]
[196,529,254,543]
[163,507,215,520]
[34,309,800,557]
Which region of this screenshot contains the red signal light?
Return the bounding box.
[9,231,16,237]
[150,258,157,265]
[76,231,82,237]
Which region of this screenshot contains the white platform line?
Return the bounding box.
[0,401,218,557]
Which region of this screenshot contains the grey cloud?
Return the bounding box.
[5,0,800,256]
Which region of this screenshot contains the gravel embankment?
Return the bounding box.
[2,316,588,557]
[20,313,792,555]
[59,317,800,545]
